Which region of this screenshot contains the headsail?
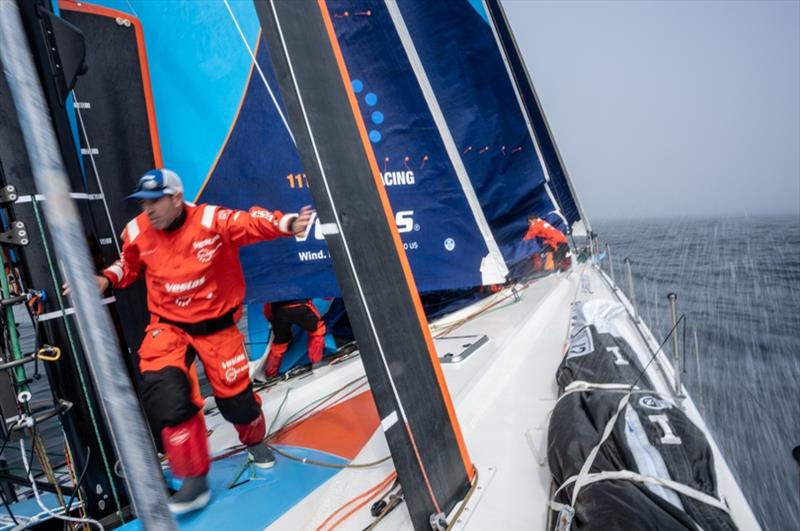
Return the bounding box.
[482,0,589,230]
[391,0,571,266]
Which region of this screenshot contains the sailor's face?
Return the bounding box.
[140,193,183,230]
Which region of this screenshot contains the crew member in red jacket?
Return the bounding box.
[97,169,313,514]
[523,216,571,272]
[262,300,326,378]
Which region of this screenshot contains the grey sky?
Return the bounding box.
[502,0,800,220]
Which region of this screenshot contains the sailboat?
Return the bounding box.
[0,0,761,530]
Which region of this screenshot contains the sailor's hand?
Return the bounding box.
[61,275,110,296]
[290,206,315,235]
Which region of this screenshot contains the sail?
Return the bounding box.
[326,0,509,285]
[66,0,506,302]
[483,0,587,229]
[390,0,568,267]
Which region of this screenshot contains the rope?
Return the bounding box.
[315,472,397,531]
[31,432,70,523]
[222,0,295,144]
[550,470,730,514]
[29,198,125,520]
[269,445,391,470]
[19,438,105,531]
[70,89,120,254]
[63,438,91,528]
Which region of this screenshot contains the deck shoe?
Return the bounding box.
[168,475,211,515]
[248,442,277,469]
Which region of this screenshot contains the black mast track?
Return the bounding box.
[256,1,473,528]
[484,0,588,229]
[0,0,130,521]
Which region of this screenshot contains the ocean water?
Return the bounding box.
[594,215,800,531]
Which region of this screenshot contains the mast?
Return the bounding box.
[256,1,474,528]
[0,1,175,528]
[483,0,590,230]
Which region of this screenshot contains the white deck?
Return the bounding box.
[203,264,760,530]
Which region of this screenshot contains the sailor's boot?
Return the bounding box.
[264,342,289,378]
[248,442,277,469]
[162,411,211,515]
[168,475,211,515]
[307,322,326,365]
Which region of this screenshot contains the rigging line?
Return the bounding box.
[222,0,296,145]
[269,445,391,470]
[63,438,90,528]
[212,376,368,462]
[63,446,91,531]
[316,472,397,531]
[276,378,368,431]
[268,0,440,512]
[324,477,397,531]
[71,89,121,254]
[32,431,70,519]
[444,466,479,531]
[629,313,686,392]
[19,438,105,531]
[266,386,291,437]
[123,0,139,19]
[29,198,125,520]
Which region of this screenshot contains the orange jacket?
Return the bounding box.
[103,203,294,323]
[523,218,568,249]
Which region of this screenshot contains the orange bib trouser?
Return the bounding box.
[139,321,265,478]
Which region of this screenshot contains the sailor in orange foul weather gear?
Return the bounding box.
[523,216,571,272]
[97,169,314,514]
[263,300,326,378]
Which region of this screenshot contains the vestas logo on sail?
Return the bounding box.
[295,211,419,243]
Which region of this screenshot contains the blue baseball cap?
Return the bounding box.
[125,168,184,201]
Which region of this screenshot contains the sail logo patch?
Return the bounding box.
[566,327,594,358]
[639,395,671,411]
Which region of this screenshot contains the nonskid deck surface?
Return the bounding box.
[127,264,757,530]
